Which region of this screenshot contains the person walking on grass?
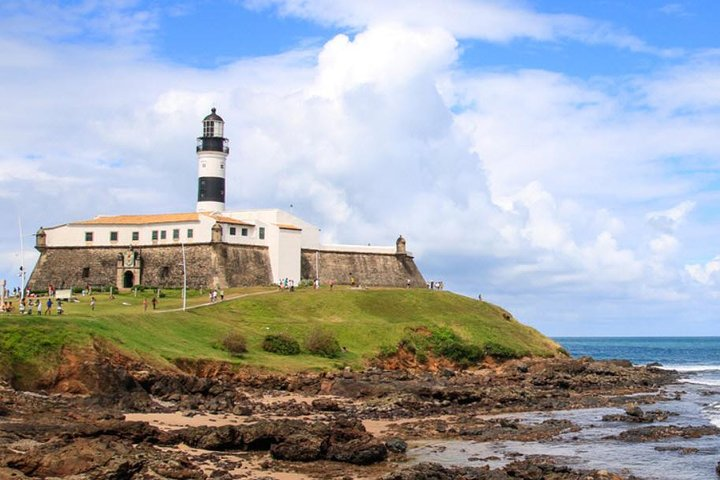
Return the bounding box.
[151,296,157,310]
[143,298,148,312]
[46,297,53,315]
[36,299,42,315]
[90,296,96,311]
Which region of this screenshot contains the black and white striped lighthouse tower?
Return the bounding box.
[196,108,229,212]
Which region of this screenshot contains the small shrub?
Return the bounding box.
[305,329,341,358]
[398,337,417,354]
[437,341,484,364]
[262,333,301,355]
[378,345,398,358]
[416,351,428,364]
[483,342,517,360]
[222,332,248,356]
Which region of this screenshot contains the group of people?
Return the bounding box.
[12,297,63,315]
[427,281,444,290]
[0,281,63,315]
[141,296,158,311]
[208,289,224,303]
[278,278,296,290]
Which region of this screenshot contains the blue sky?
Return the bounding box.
[2,0,720,336]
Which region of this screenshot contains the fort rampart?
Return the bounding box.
[28,244,426,290]
[27,243,273,291]
[300,249,426,288]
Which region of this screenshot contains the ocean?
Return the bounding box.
[409,337,720,480]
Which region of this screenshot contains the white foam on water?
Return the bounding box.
[660,365,720,373]
[678,378,720,386]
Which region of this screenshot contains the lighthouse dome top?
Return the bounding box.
[203,108,224,123]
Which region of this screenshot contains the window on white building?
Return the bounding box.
[187,229,193,238]
[85,232,93,242]
[259,227,265,240]
[132,231,139,241]
[160,231,167,240]
[229,227,236,235]
[173,229,180,240]
[110,231,118,242]
[152,230,158,241]
[241,228,248,236]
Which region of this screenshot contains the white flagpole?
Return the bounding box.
[18,216,26,301]
[181,242,187,311]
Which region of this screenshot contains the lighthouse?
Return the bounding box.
[196,108,229,212]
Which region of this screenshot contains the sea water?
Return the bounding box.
[408,337,720,480]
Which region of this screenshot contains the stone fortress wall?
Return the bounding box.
[27,243,273,291]
[28,243,425,290]
[300,249,426,288]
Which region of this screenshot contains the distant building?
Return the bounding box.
[29,109,425,291]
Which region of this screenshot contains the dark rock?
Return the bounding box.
[270,434,326,461]
[381,458,635,479]
[312,398,341,411]
[602,409,671,424]
[654,446,699,455]
[385,437,408,453]
[615,425,720,442]
[232,404,253,416]
[625,405,643,417]
[327,437,388,465]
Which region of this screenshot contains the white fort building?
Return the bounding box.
[29,109,426,291]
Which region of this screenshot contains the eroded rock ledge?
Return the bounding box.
[0,351,680,479]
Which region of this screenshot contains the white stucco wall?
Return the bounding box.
[276,228,302,284]
[44,219,212,247]
[225,209,322,249]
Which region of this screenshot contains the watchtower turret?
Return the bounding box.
[396,235,407,255]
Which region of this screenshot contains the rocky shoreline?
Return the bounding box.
[0,349,680,479]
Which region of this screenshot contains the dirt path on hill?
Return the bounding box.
[154,288,280,313]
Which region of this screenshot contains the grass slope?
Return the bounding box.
[0,287,561,382]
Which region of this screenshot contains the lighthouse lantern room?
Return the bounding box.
[196,108,229,213]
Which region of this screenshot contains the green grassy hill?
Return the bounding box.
[0,287,562,384]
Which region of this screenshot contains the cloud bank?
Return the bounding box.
[2,1,720,334]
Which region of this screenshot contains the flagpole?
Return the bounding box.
[18,216,26,301]
[181,242,187,311]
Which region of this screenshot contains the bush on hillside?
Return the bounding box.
[378,345,398,358]
[305,328,341,358]
[262,333,301,355]
[222,332,248,356]
[483,341,517,360]
[396,326,486,367]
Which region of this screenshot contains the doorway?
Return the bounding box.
[123,270,134,288]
